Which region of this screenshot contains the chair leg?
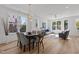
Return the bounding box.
[32,41,34,49]
[23,45,26,52]
[38,42,40,53]
[17,41,18,46]
[36,42,38,47]
[20,41,22,49]
[41,41,44,49]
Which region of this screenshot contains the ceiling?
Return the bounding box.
[2,4,79,19]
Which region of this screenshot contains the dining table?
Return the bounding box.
[24,33,39,52]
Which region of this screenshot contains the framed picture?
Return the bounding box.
[9,16,17,33]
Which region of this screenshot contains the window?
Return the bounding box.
[57,21,61,30]
[52,21,61,30]
[76,20,79,30]
[42,22,46,29]
[64,20,68,30]
[20,16,27,32]
[52,22,56,30]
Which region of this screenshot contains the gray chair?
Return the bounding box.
[16,32,22,49]
[35,31,45,53]
[17,32,38,52]
[59,30,70,40]
[19,33,29,52]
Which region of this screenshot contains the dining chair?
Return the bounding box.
[16,32,22,49]
[32,30,36,34]
[19,33,29,52]
[38,31,45,48]
[35,31,45,53]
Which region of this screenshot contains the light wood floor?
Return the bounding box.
[0,35,79,54]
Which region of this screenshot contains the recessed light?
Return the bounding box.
[65,6,69,8]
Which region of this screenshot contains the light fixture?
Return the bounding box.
[65,6,69,9]
[28,15,32,20]
[28,4,32,21]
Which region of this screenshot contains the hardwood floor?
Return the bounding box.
[0,35,79,54]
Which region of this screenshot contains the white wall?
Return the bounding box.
[0,18,6,43]
[0,6,28,44]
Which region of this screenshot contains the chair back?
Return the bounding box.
[19,33,29,45]
[64,30,70,38]
[37,31,45,41]
[27,32,31,35]
[16,32,21,42]
[32,31,36,34]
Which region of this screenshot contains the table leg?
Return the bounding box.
[32,41,34,49]
[38,42,39,53]
[38,38,40,53]
[29,38,31,52]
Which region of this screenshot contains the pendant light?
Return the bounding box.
[28,4,32,21]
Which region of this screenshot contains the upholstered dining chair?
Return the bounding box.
[35,31,45,53]
[19,33,29,52]
[16,32,22,49]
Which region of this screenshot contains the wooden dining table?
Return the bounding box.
[24,33,39,52]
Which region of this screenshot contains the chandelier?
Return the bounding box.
[28,4,32,20]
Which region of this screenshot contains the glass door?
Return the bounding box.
[64,20,68,30]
